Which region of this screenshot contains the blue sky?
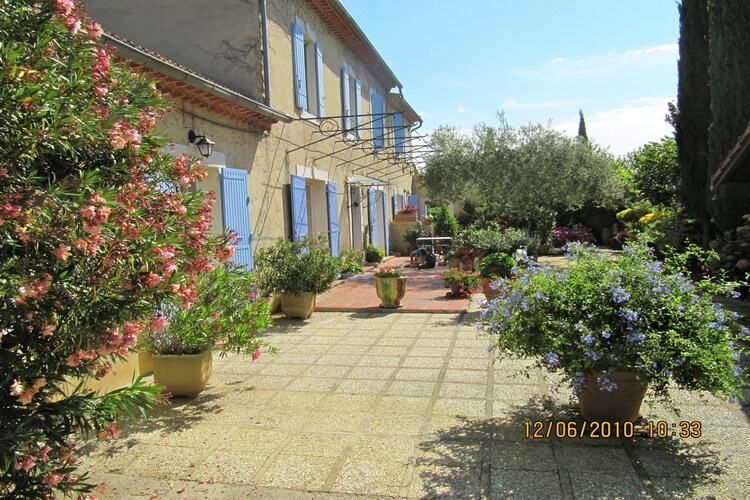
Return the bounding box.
[339,0,680,157]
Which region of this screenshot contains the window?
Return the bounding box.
[292,21,324,116]
[371,92,384,148]
[393,113,405,155]
[341,65,361,136]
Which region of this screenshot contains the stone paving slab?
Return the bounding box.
[77,311,750,499]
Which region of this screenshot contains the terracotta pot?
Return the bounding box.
[394,212,417,222]
[480,276,499,298]
[422,218,432,226]
[449,283,470,297]
[577,372,647,423]
[152,349,212,398]
[281,292,316,319]
[375,276,408,308]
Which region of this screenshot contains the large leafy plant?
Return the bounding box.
[141,266,274,356]
[255,235,340,296]
[0,1,236,496]
[479,243,747,400]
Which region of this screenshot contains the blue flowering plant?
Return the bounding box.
[479,242,747,400]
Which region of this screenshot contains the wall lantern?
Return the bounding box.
[188,130,215,158]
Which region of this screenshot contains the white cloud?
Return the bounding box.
[554,98,674,156]
[502,99,564,110]
[457,105,468,113]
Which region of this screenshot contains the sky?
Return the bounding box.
[339,0,680,157]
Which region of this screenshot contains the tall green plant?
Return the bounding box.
[0,0,235,496]
[428,205,460,238]
[255,235,340,296]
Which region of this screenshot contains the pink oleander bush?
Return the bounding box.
[551,224,595,247]
[0,1,245,496]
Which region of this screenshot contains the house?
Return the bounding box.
[83,0,422,267]
[711,123,750,230]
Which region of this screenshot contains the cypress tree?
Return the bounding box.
[676,0,711,240]
[577,109,588,142]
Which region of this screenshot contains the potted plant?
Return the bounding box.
[365,243,385,264]
[479,242,747,423]
[255,235,340,319]
[394,205,418,222]
[447,245,479,271]
[141,266,274,397]
[373,267,407,308]
[476,252,516,298]
[403,224,427,254]
[339,248,365,278]
[439,269,481,298]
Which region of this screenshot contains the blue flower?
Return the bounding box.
[582,334,594,344]
[543,352,560,366]
[741,327,750,338]
[601,330,612,339]
[620,308,640,323]
[627,332,646,343]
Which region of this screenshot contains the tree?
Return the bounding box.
[423,114,625,240]
[675,0,711,230]
[622,137,680,208]
[0,1,238,496]
[577,109,589,142]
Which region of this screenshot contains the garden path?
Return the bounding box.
[78,311,750,499]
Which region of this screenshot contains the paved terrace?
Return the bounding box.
[79,311,750,499]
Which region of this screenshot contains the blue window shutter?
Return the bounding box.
[371,93,384,148]
[381,191,390,255]
[407,194,419,214]
[292,23,307,109]
[368,187,378,247]
[326,181,339,257]
[341,66,351,130]
[290,175,308,240]
[392,193,398,218]
[354,78,362,137]
[393,113,404,154]
[314,42,324,116]
[220,168,254,269]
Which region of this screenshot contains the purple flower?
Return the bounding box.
[582,334,594,344]
[601,330,612,339]
[543,352,560,366]
[627,332,646,343]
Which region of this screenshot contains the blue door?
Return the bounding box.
[326,181,340,257]
[381,191,390,255]
[290,175,308,240]
[368,187,378,247]
[220,167,253,269]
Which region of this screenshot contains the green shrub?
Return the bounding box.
[454,227,539,256]
[255,235,340,296]
[477,252,516,278]
[365,244,385,263]
[403,224,429,247]
[428,205,460,238]
[339,248,365,274]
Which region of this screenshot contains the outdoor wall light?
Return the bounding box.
[188,130,215,157]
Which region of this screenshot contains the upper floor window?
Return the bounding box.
[393,113,405,155]
[371,91,385,148]
[341,65,362,136]
[292,21,324,117]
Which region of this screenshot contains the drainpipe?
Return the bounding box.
[260,0,271,107]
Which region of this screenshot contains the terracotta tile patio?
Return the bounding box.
[316,256,474,313]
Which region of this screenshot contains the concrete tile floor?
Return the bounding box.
[78,311,750,499]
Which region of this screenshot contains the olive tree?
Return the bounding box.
[423,114,625,239]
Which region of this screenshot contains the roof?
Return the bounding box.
[712,123,750,189]
[103,33,293,131]
[303,0,401,90]
[386,92,422,126]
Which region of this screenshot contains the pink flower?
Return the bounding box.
[252,345,261,361]
[215,245,235,263]
[41,324,56,337]
[18,388,35,405]
[54,0,76,15]
[143,272,162,288]
[53,245,71,260]
[10,379,24,397]
[150,314,169,333]
[93,85,108,97]
[43,473,64,487]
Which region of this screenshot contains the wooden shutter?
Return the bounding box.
[371,93,384,148]
[220,167,254,269]
[341,66,351,130]
[292,23,307,109]
[393,113,404,154]
[354,78,362,137]
[314,42,324,116]
[368,187,378,247]
[290,175,308,240]
[326,181,339,257]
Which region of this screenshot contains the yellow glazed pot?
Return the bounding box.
[152,349,212,398]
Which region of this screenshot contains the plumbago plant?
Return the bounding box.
[479,242,747,401]
[0,1,237,496]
